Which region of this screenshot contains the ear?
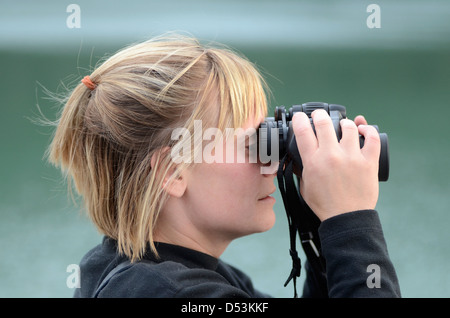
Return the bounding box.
[151,147,187,198]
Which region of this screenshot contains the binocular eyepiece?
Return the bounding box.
[259,102,389,181]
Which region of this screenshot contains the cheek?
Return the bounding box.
[213,165,255,198]
[192,163,259,209]
[186,162,275,236]
[223,163,259,190]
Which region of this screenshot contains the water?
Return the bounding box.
[1,0,450,298]
[1,46,449,297]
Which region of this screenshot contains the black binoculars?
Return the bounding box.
[259,102,389,181]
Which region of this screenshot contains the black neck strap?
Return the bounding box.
[277,154,327,298]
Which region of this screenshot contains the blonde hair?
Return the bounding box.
[48,34,269,261]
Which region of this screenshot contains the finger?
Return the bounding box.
[354,115,368,126]
[311,109,338,148]
[292,112,317,159]
[339,118,360,153]
[358,125,381,161]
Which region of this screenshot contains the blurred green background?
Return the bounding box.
[1,0,449,297]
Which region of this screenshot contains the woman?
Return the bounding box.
[49,34,400,297]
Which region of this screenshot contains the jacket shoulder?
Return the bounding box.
[97,260,252,298]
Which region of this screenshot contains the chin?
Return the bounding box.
[254,208,276,233]
[229,205,276,238]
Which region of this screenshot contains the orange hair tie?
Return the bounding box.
[81,75,97,90]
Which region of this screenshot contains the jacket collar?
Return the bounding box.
[143,241,220,271]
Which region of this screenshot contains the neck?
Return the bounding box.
[153,226,230,259]
[153,202,232,258]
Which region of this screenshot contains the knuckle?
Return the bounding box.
[293,113,312,137]
[312,110,331,127]
[366,132,381,144]
[324,150,343,167]
[341,119,358,131]
[363,125,380,138]
[350,156,366,170]
[313,116,331,128]
[294,123,312,137]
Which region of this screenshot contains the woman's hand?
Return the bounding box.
[292,109,381,221]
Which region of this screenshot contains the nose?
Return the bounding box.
[260,161,279,176]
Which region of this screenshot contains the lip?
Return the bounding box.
[258,195,276,205]
[258,188,276,201]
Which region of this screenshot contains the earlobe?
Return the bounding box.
[150,148,187,198]
[163,167,187,198]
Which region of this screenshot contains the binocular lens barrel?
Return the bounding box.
[258,102,389,181]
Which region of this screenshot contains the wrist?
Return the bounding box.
[316,205,377,222]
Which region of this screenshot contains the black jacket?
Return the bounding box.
[74,210,401,298]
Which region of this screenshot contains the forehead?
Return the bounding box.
[229,114,263,144]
